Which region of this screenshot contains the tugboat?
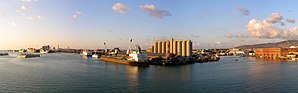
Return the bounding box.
[18,53,40,58]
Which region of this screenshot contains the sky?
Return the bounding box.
[1,0,298,49]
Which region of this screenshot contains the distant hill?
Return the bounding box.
[235,40,298,48]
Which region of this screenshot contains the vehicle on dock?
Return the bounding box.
[18,53,40,58]
[0,52,9,56]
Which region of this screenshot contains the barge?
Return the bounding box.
[100,55,149,67]
[18,53,40,58]
[0,52,9,56]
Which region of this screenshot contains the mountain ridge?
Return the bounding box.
[235,40,298,48]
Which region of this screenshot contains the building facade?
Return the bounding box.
[255,47,298,58]
[255,48,282,58]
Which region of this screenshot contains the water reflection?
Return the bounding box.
[247,58,282,92]
[126,66,139,92]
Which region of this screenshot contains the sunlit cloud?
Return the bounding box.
[287,18,296,23]
[225,34,233,38]
[236,7,250,16]
[112,3,131,14]
[246,12,298,39]
[21,0,38,2]
[72,11,82,19]
[140,4,171,19]
[225,33,249,38]
[265,12,283,25]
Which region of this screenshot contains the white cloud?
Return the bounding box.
[112,3,131,14]
[216,41,221,45]
[247,19,282,38]
[21,0,38,2]
[28,15,42,20]
[287,18,296,23]
[140,4,171,19]
[20,5,32,11]
[0,13,5,17]
[8,22,16,26]
[72,11,82,19]
[246,12,298,39]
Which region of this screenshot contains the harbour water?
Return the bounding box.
[1,53,298,92]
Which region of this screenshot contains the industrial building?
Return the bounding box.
[150,38,192,57]
[255,47,298,58]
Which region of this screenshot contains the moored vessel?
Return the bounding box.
[0,52,9,56]
[80,50,92,57]
[18,53,41,58]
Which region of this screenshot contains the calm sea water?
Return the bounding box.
[1,53,298,93]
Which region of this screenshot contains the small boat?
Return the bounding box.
[18,53,40,58]
[19,49,27,52]
[92,54,100,58]
[40,49,49,54]
[80,50,92,57]
[0,52,9,56]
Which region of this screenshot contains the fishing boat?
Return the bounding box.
[18,53,40,58]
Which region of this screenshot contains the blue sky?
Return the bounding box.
[0,0,297,49]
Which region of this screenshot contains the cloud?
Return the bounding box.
[8,22,16,26]
[247,19,282,38]
[140,4,171,19]
[28,15,43,20]
[112,3,131,14]
[236,7,250,16]
[191,34,200,38]
[225,34,233,38]
[0,13,5,17]
[72,11,82,19]
[265,12,283,25]
[21,0,38,2]
[19,5,32,11]
[287,18,296,23]
[246,12,298,39]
